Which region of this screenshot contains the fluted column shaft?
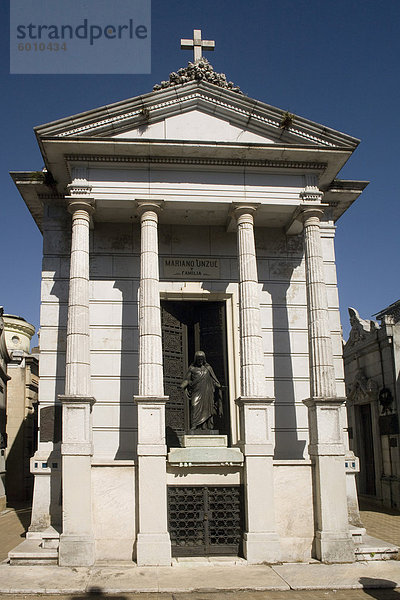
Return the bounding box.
[302,208,336,398]
[234,206,265,398]
[59,197,95,567]
[65,200,93,397]
[138,203,164,397]
[135,201,171,566]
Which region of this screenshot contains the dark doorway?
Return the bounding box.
[161,300,229,447]
[357,403,376,496]
[168,485,244,556]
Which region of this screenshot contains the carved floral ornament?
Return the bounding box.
[153,59,243,94]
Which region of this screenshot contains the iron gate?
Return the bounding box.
[167,485,244,556]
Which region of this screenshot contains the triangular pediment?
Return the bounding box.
[113,109,277,144]
[35,79,359,150]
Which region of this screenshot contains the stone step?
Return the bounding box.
[41,526,60,549]
[8,539,58,565]
[354,534,399,561]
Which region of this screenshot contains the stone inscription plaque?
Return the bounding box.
[162,257,220,280]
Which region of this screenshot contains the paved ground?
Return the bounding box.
[1,498,400,598]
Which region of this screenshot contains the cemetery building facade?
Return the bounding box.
[11,42,369,566]
[344,301,400,510]
[3,315,39,502]
[0,308,11,511]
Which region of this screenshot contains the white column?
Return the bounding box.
[234,205,265,398]
[302,208,336,398]
[233,204,280,564]
[134,200,171,566]
[137,202,164,397]
[301,205,354,563]
[58,197,96,567]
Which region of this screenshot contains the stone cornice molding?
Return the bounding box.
[3,317,35,339]
[65,154,327,171]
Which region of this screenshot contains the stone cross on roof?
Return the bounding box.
[181,29,215,62]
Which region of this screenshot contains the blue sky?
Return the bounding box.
[1,0,399,346]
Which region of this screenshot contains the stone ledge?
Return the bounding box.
[168,446,244,466]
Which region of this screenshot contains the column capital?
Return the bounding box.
[232,202,260,223]
[66,197,95,216]
[299,206,324,224]
[136,199,164,217]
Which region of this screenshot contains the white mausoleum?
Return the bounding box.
[11,33,370,566]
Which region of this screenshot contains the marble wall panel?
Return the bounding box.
[273,465,314,560]
[41,279,69,303]
[39,327,67,352]
[268,259,305,282]
[262,329,309,355]
[331,332,344,357]
[209,228,237,256]
[255,229,287,258]
[326,285,340,309]
[328,309,342,333]
[40,302,68,327]
[260,305,308,330]
[93,223,136,253]
[266,354,309,380]
[321,236,336,262]
[42,256,60,278]
[90,302,138,327]
[273,430,309,460]
[39,377,64,402]
[112,256,140,278]
[323,263,338,286]
[90,255,113,278]
[39,352,65,377]
[91,377,137,403]
[43,228,71,255]
[92,403,136,429]
[273,402,309,430]
[90,280,136,302]
[90,351,138,378]
[92,466,136,560]
[170,225,212,255]
[90,327,138,352]
[92,428,137,458]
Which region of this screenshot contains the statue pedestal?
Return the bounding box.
[168,435,243,467]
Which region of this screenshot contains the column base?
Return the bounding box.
[136,532,171,566]
[243,532,281,564]
[58,534,95,566]
[315,530,355,563]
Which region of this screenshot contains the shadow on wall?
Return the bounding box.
[260,234,306,460]
[109,221,139,460]
[5,408,37,502]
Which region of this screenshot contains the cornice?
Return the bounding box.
[64,154,327,171]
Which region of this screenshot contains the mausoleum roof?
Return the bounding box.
[11,54,368,233]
